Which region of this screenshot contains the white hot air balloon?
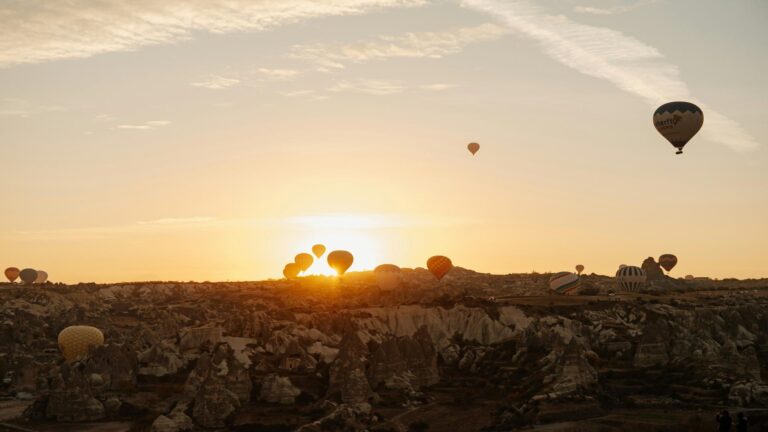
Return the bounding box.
[616,266,646,292]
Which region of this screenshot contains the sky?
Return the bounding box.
[1,0,766,283]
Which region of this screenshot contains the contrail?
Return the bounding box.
[462,0,759,152]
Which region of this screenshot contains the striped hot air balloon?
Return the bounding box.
[427,256,453,280]
[549,272,580,295]
[616,266,646,292]
[653,102,703,154]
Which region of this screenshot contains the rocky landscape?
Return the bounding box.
[2,266,768,431]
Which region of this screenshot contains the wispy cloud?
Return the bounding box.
[191,75,241,89]
[462,0,759,151]
[117,120,171,130]
[0,97,67,118]
[419,83,457,91]
[291,23,507,70]
[328,79,406,95]
[0,0,426,69]
[574,0,660,16]
[137,216,217,225]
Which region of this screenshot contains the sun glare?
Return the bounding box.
[286,214,385,276]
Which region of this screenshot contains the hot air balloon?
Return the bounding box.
[58,325,104,362]
[685,275,694,280]
[575,264,585,275]
[35,270,48,284]
[549,272,580,295]
[19,268,37,285]
[294,253,314,272]
[427,256,453,280]
[374,264,401,291]
[312,244,326,258]
[4,267,19,283]
[327,250,353,275]
[658,254,677,273]
[653,101,703,154]
[616,266,646,292]
[467,142,480,155]
[283,263,301,279]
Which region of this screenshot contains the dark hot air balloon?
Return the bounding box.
[294,253,314,272]
[327,250,353,275]
[653,102,703,154]
[575,264,585,275]
[19,268,37,285]
[658,254,677,272]
[4,267,19,283]
[312,244,326,258]
[427,256,453,280]
[467,142,480,155]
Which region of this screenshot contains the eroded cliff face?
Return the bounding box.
[1,280,767,430]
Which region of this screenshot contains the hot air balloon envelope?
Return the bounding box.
[312,244,326,258]
[658,254,678,272]
[283,263,301,279]
[4,267,19,283]
[653,102,703,154]
[58,325,104,362]
[374,264,401,291]
[550,272,580,295]
[467,142,480,155]
[19,268,37,285]
[575,264,585,275]
[35,270,48,284]
[294,253,314,272]
[616,266,646,292]
[327,250,354,275]
[427,256,453,280]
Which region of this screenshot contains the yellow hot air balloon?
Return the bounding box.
[35,270,48,284]
[327,250,353,275]
[653,102,703,154]
[283,263,301,279]
[374,264,401,291]
[427,256,453,280]
[58,325,104,362]
[312,244,326,258]
[467,142,480,155]
[19,268,37,285]
[575,264,585,275]
[294,253,314,272]
[4,267,20,283]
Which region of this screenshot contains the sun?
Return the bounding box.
[286,214,386,276]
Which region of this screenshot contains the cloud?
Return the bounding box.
[0,0,426,69]
[117,120,171,130]
[291,23,508,70]
[574,0,660,16]
[461,0,759,151]
[255,68,300,80]
[0,97,67,118]
[328,79,406,95]
[419,83,457,91]
[191,75,241,89]
[137,216,217,225]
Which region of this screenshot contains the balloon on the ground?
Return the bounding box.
[658,254,677,272]
[427,256,453,280]
[467,142,480,155]
[575,264,585,275]
[327,250,354,275]
[312,244,326,258]
[549,272,580,295]
[374,264,401,290]
[685,275,694,280]
[35,270,48,284]
[283,263,300,279]
[294,253,314,272]
[4,267,19,283]
[19,268,37,285]
[616,266,646,292]
[653,102,703,154]
[58,325,104,362]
